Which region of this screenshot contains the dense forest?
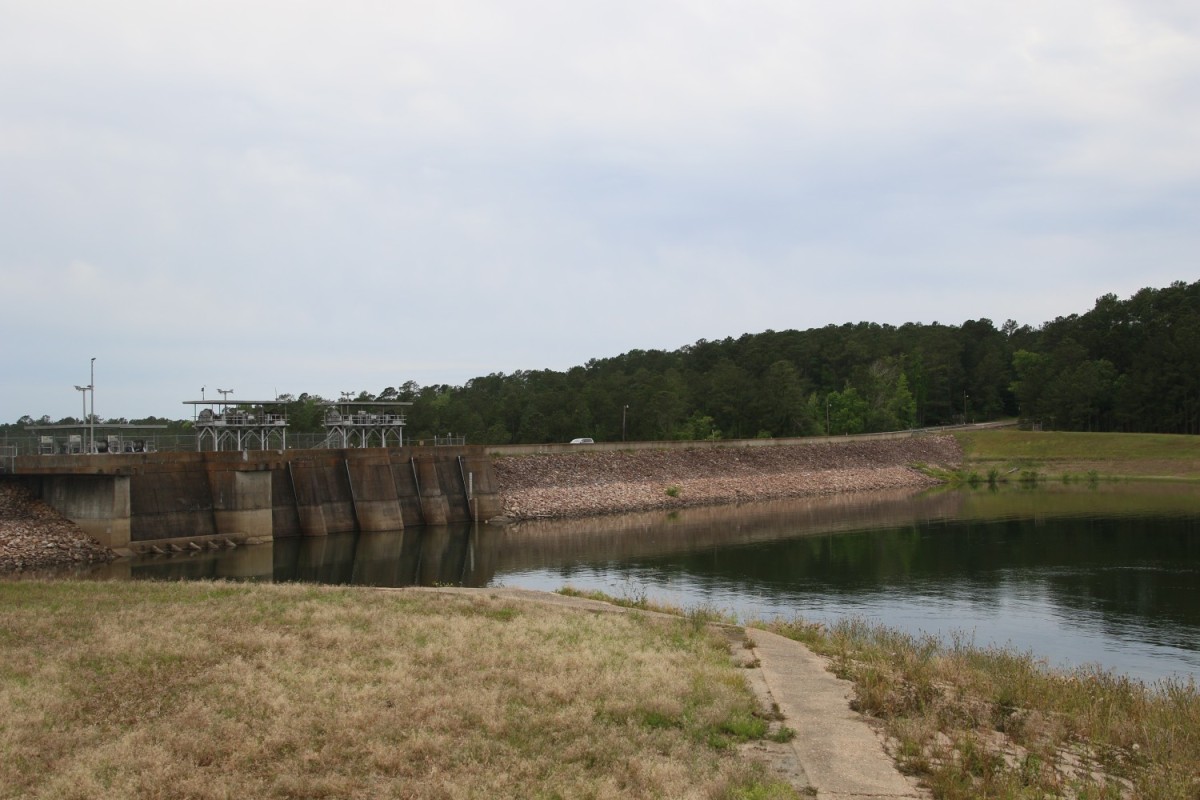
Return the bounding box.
[8,281,1200,444]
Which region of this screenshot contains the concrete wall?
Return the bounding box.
[39,474,131,549]
[13,446,501,549]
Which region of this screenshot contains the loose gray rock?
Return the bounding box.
[0,483,117,573]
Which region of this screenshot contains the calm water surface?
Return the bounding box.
[82,483,1200,682]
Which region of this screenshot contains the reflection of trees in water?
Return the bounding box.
[634,508,1200,638]
[489,485,1200,647]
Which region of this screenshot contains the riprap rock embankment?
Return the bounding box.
[0,483,116,573]
[493,434,962,520]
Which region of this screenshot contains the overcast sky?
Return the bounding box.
[2,1,1197,422]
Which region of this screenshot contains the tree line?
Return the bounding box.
[7,281,1198,443]
[307,280,1200,443]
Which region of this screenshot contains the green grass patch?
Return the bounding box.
[954,429,1200,481]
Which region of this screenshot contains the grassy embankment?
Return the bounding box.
[0,580,801,800]
[947,429,1200,485]
[765,617,1199,800]
[562,588,1200,800]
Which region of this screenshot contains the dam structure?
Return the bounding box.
[9,447,503,555]
[3,394,501,554]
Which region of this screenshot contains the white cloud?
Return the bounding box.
[1,0,1198,420]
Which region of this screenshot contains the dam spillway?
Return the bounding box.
[7,447,502,553]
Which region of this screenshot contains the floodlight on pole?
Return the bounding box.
[89,357,96,454]
[74,385,89,453]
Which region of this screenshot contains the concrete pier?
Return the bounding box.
[38,474,131,549]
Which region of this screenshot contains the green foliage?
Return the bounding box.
[675,411,720,441]
[825,386,868,435]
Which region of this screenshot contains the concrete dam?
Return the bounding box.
[10,447,503,553]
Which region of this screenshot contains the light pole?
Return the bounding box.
[74,385,89,454]
[622,405,629,442]
[89,357,95,453]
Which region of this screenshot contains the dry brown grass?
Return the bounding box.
[0,580,798,800]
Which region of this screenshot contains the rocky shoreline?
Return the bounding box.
[492,434,962,520]
[0,483,117,573]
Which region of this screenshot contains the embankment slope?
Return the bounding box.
[493,434,962,519]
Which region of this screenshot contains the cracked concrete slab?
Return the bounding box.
[745,627,929,799]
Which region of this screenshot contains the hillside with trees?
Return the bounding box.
[5,281,1198,445]
[377,281,1197,443]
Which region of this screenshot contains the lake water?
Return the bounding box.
[81,483,1200,683]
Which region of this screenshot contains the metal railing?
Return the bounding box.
[0,431,477,459]
[2,434,197,456]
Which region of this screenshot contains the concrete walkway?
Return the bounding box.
[744,627,928,799]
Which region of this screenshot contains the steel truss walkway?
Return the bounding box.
[185,399,289,452]
[323,401,410,448]
[184,398,412,451]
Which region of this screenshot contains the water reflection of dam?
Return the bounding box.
[93,525,489,586]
